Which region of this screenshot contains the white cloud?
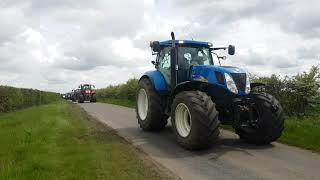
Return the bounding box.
[0,0,319,93]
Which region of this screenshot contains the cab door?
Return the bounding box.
[157,47,171,88]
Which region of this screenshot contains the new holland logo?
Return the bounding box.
[234,68,240,72]
[192,75,208,82]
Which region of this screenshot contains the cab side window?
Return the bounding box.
[158,47,171,69]
[158,47,171,86]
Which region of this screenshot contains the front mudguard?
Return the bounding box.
[250,82,266,93]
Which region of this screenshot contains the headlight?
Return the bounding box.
[245,74,251,94]
[225,73,238,94]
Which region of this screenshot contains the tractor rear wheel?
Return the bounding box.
[136,78,168,131]
[171,91,220,150]
[235,92,284,145]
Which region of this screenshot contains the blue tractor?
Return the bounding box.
[136,32,284,150]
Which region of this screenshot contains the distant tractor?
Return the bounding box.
[74,84,97,103]
[64,92,72,100]
[70,89,76,102]
[136,32,284,150]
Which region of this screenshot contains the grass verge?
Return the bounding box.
[98,98,135,108]
[0,101,175,180]
[99,98,320,153]
[279,116,320,152]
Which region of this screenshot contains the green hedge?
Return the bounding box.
[96,66,320,116]
[251,66,320,116]
[0,86,60,113]
[96,78,138,101]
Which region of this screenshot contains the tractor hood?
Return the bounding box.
[193,65,246,74]
[215,66,246,73]
[191,65,246,79]
[191,65,249,95]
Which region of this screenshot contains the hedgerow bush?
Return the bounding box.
[96,79,138,101]
[0,86,60,113]
[97,66,320,116]
[251,66,320,116]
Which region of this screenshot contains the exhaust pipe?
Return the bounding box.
[171,32,175,40]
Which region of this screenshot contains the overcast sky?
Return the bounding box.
[0,0,319,93]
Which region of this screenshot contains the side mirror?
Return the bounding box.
[228,45,235,55]
[151,61,156,65]
[150,41,161,52]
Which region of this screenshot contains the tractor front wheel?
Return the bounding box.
[171,91,220,150]
[235,92,284,145]
[90,97,97,103]
[78,96,84,103]
[136,78,168,131]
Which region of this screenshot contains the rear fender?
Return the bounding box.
[140,70,168,93]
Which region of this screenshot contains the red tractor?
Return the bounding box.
[74,84,97,103]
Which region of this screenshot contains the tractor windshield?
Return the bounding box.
[176,46,213,83]
[82,84,95,90]
[178,47,213,69]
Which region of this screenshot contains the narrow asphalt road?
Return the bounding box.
[78,102,320,180]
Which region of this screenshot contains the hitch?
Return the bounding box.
[232,97,257,129]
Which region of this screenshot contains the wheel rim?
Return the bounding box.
[138,89,148,120]
[175,103,192,137]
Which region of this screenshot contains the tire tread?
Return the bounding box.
[172,91,220,150]
[136,78,168,131]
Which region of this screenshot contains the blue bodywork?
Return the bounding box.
[141,65,249,96]
[140,39,249,96]
[191,65,248,96]
[142,70,168,92]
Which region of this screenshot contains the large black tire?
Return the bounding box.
[136,78,168,131]
[78,96,84,103]
[235,92,284,145]
[171,91,220,150]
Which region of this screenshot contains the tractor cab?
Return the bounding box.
[80,84,95,90]
[150,34,237,96]
[154,40,214,87]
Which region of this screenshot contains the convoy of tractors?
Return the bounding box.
[63,84,97,103]
[63,32,285,150]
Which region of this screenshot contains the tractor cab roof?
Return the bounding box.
[79,84,95,89]
[159,40,212,47]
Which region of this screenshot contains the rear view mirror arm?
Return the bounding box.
[211,47,227,51]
